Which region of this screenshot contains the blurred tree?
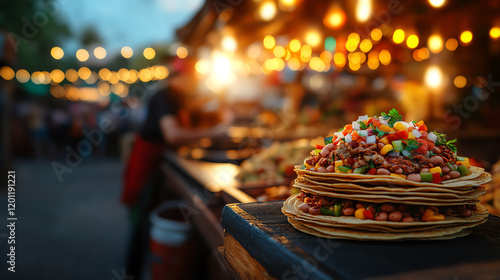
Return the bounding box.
[81,26,102,47]
[0,0,72,71]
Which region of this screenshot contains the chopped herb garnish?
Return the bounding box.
[359,121,368,130]
[324,136,333,145]
[380,108,403,127]
[369,124,388,137]
[433,131,458,153]
[337,127,344,132]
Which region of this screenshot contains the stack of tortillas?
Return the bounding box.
[282,166,492,240]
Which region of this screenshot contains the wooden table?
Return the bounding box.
[221,201,500,280]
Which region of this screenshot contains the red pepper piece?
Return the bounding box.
[367,168,377,175]
[432,172,442,184]
[316,144,324,150]
[395,130,409,140]
[363,210,374,220]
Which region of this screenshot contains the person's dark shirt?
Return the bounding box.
[139,87,179,143]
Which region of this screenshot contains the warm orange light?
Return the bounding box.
[359,39,372,53]
[289,39,301,52]
[445,38,458,51]
[94,47,106,59]
[305,30,322,47]
[76,49,89,62]
[460,31,473,44]
[454,75,467,88]
[51,47,64,60]
[428,0,445,8]
[392,29,405,44]
[323,5,346,29]
[144,47,156,60]
[222,36,238,52]
[78,67,91,80]
[309,57,325,72]
[418,47,430,60]
[16,69,30,83]
[279,0,296,11]
[371,28,383,41]
[367,57,379,70]
[349,61,361,71]
[406,35,419,49]
[50,69,65,83]
[333,53,346,67]
[65,69,78,82]
[273,45,286,57]
[121,46,133,58]
[356,0,371,22]
[428,34,443,53]
[258,1,277,21]
[99,68,112,81]
[379,50,391,65]
[0,67,15,80]
[263,35,276,49]
[490,27,500,39]
[320,50,332,62]
[424,66,443,89]
[287,58,301,71]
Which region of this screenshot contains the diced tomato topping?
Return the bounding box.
[418,124,428,132]
[395,130,409,140]
[342,124,353,136]
[427,141,435,151]
[415,139,428,154]
[351,131,361,141]
[316,144,324,150]
[431,173,442,184]
[367,117,382,127]
[386,133,400,142]
[367,168,377,175]
[363,210,374,220]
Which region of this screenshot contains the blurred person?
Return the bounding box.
[121,57,232,278]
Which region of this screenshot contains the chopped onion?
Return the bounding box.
[334,131,343,138]
[427,132,437,142]
[358,130,367,136]
[352,121,360,130]
[387,151,400,157]
[402,150,411,158]
[345,134,352,143]
[412,129,422,138]
[409,121,417,128]
[380,118,389,126]
[366,135,376,144]
[357,115,369,122]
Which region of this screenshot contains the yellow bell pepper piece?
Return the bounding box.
[334,160,343,173]
[457,158,470,168]
[304,161,312,169]
[354,208,366,219]
[380,144,393,155]
[407,130,416,140]
[378,136,390,145]
[379,124,395,132]
[429,166,442,174]
[390,173,406,179]
[393,122,407,131]
[422,208,445,222]
[314,162,321,171]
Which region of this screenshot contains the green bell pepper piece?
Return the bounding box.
[392,140,403,152]
[457,165,470,176]
[338,166,353,173]
[320,204,343,217]
[353,165,369,174]
[420,172,433,182]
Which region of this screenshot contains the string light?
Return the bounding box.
[359,39,373,53]
[305,29,322,47]
[323,4,346,29]
[176,46,188,58]
[76,49,89,62]
[143,47,156,60]
[273,46,286,57]
[51,47,64,60]
[371,28,383,41]
[428,34,443,53]
[445,38,458,51]
[333,53,346,67]
[356,0,372,22]
[263,35,276,49]
[16,69,30,83]
[392,29,405,44]
[424,66,443,89]
[406,35,419,49]
[94,47,107,59]
[428,0,445,8]
[490,27,500,39]
[290,39,301,52]
[454,75,467,88]
[460,31,473,44]
[0,67,15,80]
[258,1,277,21]
[379,50,391,65]
[121,46,133,58]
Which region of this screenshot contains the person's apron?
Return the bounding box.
[121,134,165,207]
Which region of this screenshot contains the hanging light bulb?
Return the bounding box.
[323,3,346,29]
[356,0,372,22]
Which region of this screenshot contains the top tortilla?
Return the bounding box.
[296,166,491,188]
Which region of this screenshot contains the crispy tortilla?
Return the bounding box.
[296,166,491,188]
[287,216,480,241]
[296,185,481,206]
[283,194,488,228]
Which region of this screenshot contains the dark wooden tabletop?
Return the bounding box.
[221,201,500,280]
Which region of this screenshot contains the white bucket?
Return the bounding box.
[149,200,193,246]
